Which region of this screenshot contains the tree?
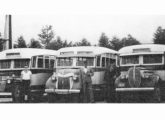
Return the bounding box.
[63,40,73,47]
[110,36,122,50]
[14,36,27,48]
[121,34,140,47]
[46,36,64,50]
[153,26,165,44]
[98,33,112,48]
[74,38,91,46]
[38,25,55,48]
[109,34,140,50]
[28,38,42,48]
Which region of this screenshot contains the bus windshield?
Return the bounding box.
[121,55,139,65]
[0,60,11,69]
[143,54,162,64]
[14,59,30,68]
[57,57,73,66]
[76,57,94,66]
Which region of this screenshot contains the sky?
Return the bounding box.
[1,0,165,45]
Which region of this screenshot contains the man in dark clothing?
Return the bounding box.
[80,61,94,103]
[105,63,119,102]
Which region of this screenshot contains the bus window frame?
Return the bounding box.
[0,60,12,69]
[101,56,106,68]
[142,54,164,65]
[49,56,55,69]
[120,55,140,66]
[13,59,30,69]
[31,55,56,69]
[96,55,101,67]
[45,56,50,69]
[76,57,95,67]
[57,57,73,67]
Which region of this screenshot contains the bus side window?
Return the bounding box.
[45,56,49,68]
[106,58,110,67]
[38,56,44,68]
[32,56,37,68]
[96,56,101,67]
[102,57,105,67]
[50,59,55,69]
[110,59,115,64]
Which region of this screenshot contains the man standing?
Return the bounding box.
[104,63,119,102]
[80,61,94,103]
[21,65,32,102]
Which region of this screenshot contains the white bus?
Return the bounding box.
[45,46,118,102]
[115,44,165,102]
[0,48,57,102]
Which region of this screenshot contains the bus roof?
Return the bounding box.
[119,44,165,55]
[0,48,57,60]
[57,46,118,56]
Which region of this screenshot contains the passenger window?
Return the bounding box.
[45,56,49,68]
[96,56,101,67]
[50,59,55,69]
[102,57,105,67]
[32,56,36,68]
[106,58,110,66]
[38,56,43,68]
[110,59,116,64]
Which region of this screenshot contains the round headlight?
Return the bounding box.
[73,75,78,81]
[7,79,11,84]
[51,75,57,82]
[118,82,125,87]
[121,74,126,79]
[143,74,149,78]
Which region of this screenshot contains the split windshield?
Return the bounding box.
[14,59,30,68]
[57,57,94,66]
[143,54,162,64]
[0,60,11,69]
[76,57,94,66]
[0,59,30,69]
[121,54,163,65]
[121,55,139,65]
[57,57,73,66]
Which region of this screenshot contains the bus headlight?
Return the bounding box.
[51,76,57,82]
[73,75,78,81]
[121,74,126,79]
[118,82,125,87]
[143,74,149,79]
[7,79,11,84]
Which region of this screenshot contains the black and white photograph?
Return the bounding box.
[1,0,165,119]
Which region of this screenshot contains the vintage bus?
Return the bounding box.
[0,48,57,102]
[115,44,165,102]
[45,46,118,102]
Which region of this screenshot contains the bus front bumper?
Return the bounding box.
[45,89,80,94]
[116,87,155,92]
